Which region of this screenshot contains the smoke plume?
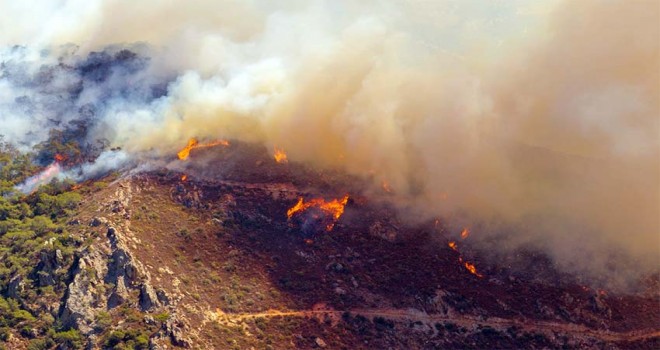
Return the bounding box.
[1,0,658,289]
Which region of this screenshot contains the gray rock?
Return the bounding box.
[139,284,160,311]
[165,315,193,348]
[7,275,24,299]
[156,289,170,306]
[89,217,107,227]
[107,278,129,309]
[61,258,100,335]
[315,337,327,348]
[144,315,156,325]
[68,218,81,225]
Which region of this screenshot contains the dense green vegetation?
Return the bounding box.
[0,138,84,349]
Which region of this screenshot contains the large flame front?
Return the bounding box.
[177,138,230,160]
[287,195,349,231]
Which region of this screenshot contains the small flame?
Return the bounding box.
[381,180,392,193]
[274,147,288,163]
[463,261,483,278]
[181,175,187,181]
[177,138,230,160]
[287,195,349,231]
[54,154,65,162]
[448,241,483,278]
[460,228,469,239]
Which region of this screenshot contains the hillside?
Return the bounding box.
[2,143,657,349]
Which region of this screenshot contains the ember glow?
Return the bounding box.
[177,138,230,160]
[273,147,288,164]
[381,180,392,193]
[287,195,349,231]
[461,228,469,239]
[181,175,187,181]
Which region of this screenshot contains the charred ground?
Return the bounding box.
[50,142,659,349]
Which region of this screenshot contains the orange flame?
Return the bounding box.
[181,175,187,181]
[460,228,469,239]
[448,241,483,278]
[463,261,483,278]
[177,138,230,160]
[54,154,65,162]
[287,195,349,231]
[274,147,288,163]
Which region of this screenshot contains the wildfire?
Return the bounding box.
[273,147,288,163]
[447,241,483,278]
[54,154,65,162]
[177,138,230,160]
[287,195,349,231]
[461,228,469,239]
[181,175,187,181]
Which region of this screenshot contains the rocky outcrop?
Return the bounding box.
[7,275,24,300]
[139,284,160,311]
[60,251,107,334]
[149,313,193,349]
[164,314,193,348]
[34,249,64,286]
[60,181,170,347]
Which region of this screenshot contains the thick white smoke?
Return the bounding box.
[0,0,657,289]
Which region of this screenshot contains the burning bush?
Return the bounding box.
[287,195,349,235]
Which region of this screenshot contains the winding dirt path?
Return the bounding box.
[211,306,659,343]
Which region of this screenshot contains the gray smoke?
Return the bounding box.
[0,0,657,289]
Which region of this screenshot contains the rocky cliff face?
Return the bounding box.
[58,181,193,349]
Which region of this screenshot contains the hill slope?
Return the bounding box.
[44,145,658,349]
